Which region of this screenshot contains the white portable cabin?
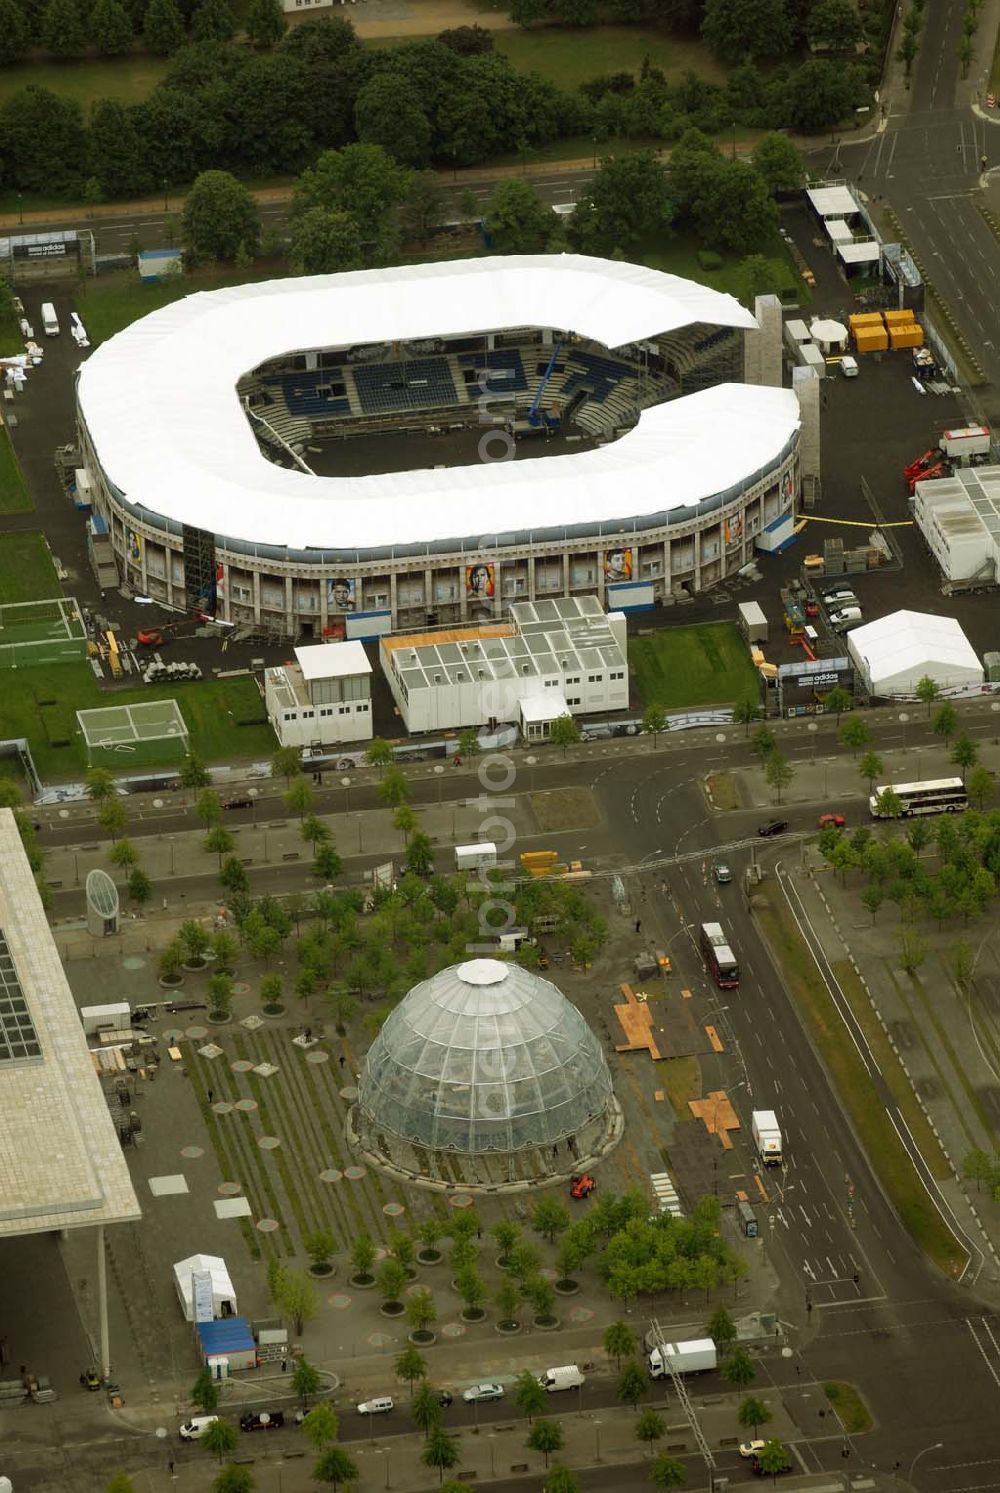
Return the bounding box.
[80,1001,130,1037]
[454,842,497,871]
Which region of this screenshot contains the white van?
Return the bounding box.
[41,303,59,336]
[539,1365,586,1392]
[179,1415,220,1440]
[829,606,863,631]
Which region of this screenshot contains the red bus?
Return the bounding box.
[700,921,739,989]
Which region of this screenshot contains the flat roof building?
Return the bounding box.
[265,641,373,751]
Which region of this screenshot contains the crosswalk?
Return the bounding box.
[650,1171,684,1218]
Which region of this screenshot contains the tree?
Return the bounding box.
[291,143,411,260]
[932,702,959,742]
[107,1476,138,1493]
[379,766,409,807]
[413,1380,444,1437]
[183,170,260,263]
[544,1472,581,1493]
[528,1418,564,1468]
[750,724,776,761]
[272,745,302,784]
[179,753,211,788]
[874,787,903,821]
[351,1232,376,1280]
[191,0,235,41]
[304,1229,336,1273]
[313,1445,359,1490]
[756,1440,792,1484]
[192,1365,220,1412]
[707,1305,737,1348]
[524,1273,556,1322]
[531,1196,570,1243]
[301,1401,339,1450]
[422,1427,461,1484]
[951,734,979,780]
[456,1265,486,1316]
[89,0,132,53]
[858,751,884,794]
[401,171,445,243]
[723,1346,756,1394]
[617,1360,648,1410]
[292,1357,322,1407]
[366,737,393,771]
[898,929,927,976]
[915,674,940,715]
[806,0,863,50]
[202,1418,238,1463]
[650,1454,687,1489]
[99,797,127,841]
[764,751,794,803]
[378,1257,408,1307]
[733,695,762,735]
[213,1469,255,1493]
[496,1278,521,1326]
[604,1319,635,1369]
[407,831,435,878]
[643,703,667,745]
[549,714,582,756]
[963,1147,998,1193]
[86,767,117,802]
[406,1286,437,1336]
[159,941,184,983]
[205,825,235,868]
[355,72,431,168]
[301,815,330,858]
[484,179,554,253]
[289,207,364,275]
[396,1344,427,1394]
[514,1368,547,1421]
[823,686,853,722]
[285,776,314,820]
[245,0,285,46]
[839,715,868,755]
[635,1407,666,1453]
[275,1269,318,1334]
[393,803,418,845]
[690,160,778,256]
[260,973,284,1012]
[751,132,803,195]
[143,0,185,53]
[968,765,995,809]
[109,837,139,875]
[220,857,249,895]
[315,842,343,882]
[572,151,674,255]
[207,973,233,1019]
[127,867,152,907]
[195,787,223,827]
[738,1395,772,1436]
[491,1223,521,1266]
[42,0,86,56]
[701,0,791,62]
[0,0,29,63]
[179,918,211,964]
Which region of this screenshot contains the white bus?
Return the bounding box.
[869,776,968,818]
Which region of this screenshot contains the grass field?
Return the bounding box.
[0,532,59,603]
[492,25,727,88]
[757,902,967,1278]
[630,623,757,710]
[645,232,805,306]
[0,56,169,113]
[824,1382,873,1434]
[0,661,274,776]
[0,429,32,515]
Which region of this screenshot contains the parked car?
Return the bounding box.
[223,795,253,810]
[740,1441,767,1459]
[821,586,859,605]
[462,1383,505,1404]
[179,1416,220,1441]
[357,1397,394,1416]
[829,606,863,632]
[804,601,820,618]
[757,820,788,837]
[240,1410,285,1432]
[818,813,846,829]
[713,861,733,884]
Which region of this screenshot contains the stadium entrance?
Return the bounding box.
[0,230,96,285]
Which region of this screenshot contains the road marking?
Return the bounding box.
[966,1319,1000,1389]
[803,1258,816,1279]
[798,1204,812,1227]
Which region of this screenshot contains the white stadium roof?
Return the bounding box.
[77,255,797,555]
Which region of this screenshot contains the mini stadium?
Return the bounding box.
[75,254,801,641]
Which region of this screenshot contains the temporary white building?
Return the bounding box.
[173,1253,237,1322]
[847,610,984,698]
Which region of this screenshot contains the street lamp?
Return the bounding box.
[907,1442,943,1484]
[593,1417,602,1461]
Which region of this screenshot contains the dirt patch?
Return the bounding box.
[704,772,741,812]
[658,1055,701,1119]
[528,787,601,834]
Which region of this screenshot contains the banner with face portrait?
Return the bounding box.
[125,528,143,566]
[604,547,633,583]
[465,563,495,599]
[327,577,356,613]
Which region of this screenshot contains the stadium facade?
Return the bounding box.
[76,255,800,641]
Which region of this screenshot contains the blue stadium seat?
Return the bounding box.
[353,357,457,415]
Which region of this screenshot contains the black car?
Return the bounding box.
[757,819,788,837]
[223,795,253,811]
[240,1410,285,1432]
[436,1391,453,1408]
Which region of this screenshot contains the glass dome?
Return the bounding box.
[358,958,613,1155]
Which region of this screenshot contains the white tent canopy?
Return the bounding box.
[75,256,800,555]
[173,1253,237,1321]
[848,610,983,697]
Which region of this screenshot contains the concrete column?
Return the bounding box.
[284,574,293,635]
[744,295,784,387]
[97,1225,110,1381]
[389,570,398,629]
[792,365,821,486]
[424,568,433,621]
[252,569,261,624]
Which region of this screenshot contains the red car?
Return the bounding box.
[570,1174,596,1200]
[818,813,846,829]
[804,601,820,618]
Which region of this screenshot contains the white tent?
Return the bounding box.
[848,610,983,698]
[173,1253,237,1322]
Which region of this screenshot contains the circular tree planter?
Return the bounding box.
[262,1004,286,1018]
[380,1301,405,1318]
[494,1256,514,1272]
[350,1273,375,1290]
[460,1308,487,1324]
[158,975,184,990]
[309,1263,335,1279]
[533,1314,560,1331]
[182,960,208,973]
[495,1319,522,1336]
[416,1248,442,1267]
[554,1279,580,1296]
[408,1329,436,1346]
[207,1011,231,1026]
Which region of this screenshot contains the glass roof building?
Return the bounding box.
[358,959,613,1156]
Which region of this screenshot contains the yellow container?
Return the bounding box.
[883,309,916,326]
[855,330,888,353]
[849,312,885,330]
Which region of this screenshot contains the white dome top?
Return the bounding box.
[358,960,613,1155]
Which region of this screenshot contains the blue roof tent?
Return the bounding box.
[137,248,183,284]
[197,1317,257,1371]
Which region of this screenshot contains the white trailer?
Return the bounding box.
[648,1338,717,1379]
[81,1001,131,1037]
[40,303,59,336]
[454,842,497,872]
[798,342,826,378]
[783,319,810,357]
[752,1108,783,1166]
[940,426,990,461]
[738,601,768,644]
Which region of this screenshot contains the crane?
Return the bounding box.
[528,340,563,428]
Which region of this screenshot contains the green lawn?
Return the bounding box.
[630,623,757,710]
[493,25,728,88]
[0,56,170,113]
[0,532,58,602]
[0,661,274,777]
[0,429,32,515]
[644,232,805,306]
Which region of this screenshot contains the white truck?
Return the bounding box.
[40,302,59,336]
[454,842,497,872]
[752,1109,783,1167]
[940,425,990,461]
[737,600,768,644]
[647,1338,717,1379]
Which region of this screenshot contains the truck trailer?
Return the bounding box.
[648,1338,717,1379]
[940,426,990,462]
[752,1109,783,1167]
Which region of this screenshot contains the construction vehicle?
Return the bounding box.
[570,1174,596,1199]
[907,461,945,495]
[783,598,805,636]
[136,617,206,647]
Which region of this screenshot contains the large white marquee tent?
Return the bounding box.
[848,609,984,697]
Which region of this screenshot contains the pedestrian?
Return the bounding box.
[281,1358,288,1372]
[305,1027,312,1042]
[339,1054,346,1068]
[207,1089,214,1105]
[168,1460,174,1476]
[635,918,641,934]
